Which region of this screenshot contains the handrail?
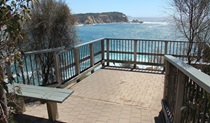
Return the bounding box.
[163,55,210,123]
[105,38,188,42]
[75,38,105,48]
[25,46,65,55]
[165,55,210,93]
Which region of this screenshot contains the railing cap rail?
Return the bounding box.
[165,55,210,93]
[105,38,188,42]
[75,38,105,48]
[57,38,105,54]
[25,47,65,55]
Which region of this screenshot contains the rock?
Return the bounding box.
[74,12,128,24]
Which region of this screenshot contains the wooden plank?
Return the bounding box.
[25,47,64,55]
[8,88,69,103]
[54,52,62,86]
[19,89,72,99]
[90,43,94,73]
[174,70,186,123]
[105,38,188,43]
[8,84,74,103]
[19,91,66,103]
[165,55,210,93]
[134,40,137,68]
[164,41,168,55]
[14,84,73,94]
[74,48,80,75]
[106,39,110,66]
[163,60,170,99]
[107,59,164,66]
[19,87,73,96]
[75,38,104,48]
[101,40,105,66]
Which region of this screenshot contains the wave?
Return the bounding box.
[143,22,169,25]
[76,24,84,26]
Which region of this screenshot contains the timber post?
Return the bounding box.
[134,40,137,69]
[90,43,94,73]
[101,39,105,67]
[74,47,80,76]
[53,51,62,87]
[106,39,110,66]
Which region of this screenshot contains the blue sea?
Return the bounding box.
[75,18,185,44]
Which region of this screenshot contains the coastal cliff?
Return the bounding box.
[74,12,128,24]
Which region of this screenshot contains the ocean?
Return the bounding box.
[75,18,185,44]
[74,19,187,71]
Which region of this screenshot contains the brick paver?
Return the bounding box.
[24,69,164,123]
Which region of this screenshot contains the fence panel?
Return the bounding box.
[163,55,210,123]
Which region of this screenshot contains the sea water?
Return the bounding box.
[75,20,185,69]
[75,21,185,44]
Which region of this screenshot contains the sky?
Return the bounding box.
[66,0,169,17]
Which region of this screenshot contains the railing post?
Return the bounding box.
[164,41,168,55]
[174,70,186,123]
[89,43,94,73]
[106,39,110,66]
[101,39,105,67]
[74,47,80,75]
[163,59,170,99]
[53,51,62,87]
[134,40,137,69]
[163,41,168,73]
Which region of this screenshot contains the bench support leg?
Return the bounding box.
[16,97,26,114]
[46,102,58,121]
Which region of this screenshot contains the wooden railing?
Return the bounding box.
[10,38,203,86]
[105,38,195,68]
[162,55,210,123]
[55,39,104,86]
[10,47,63,85]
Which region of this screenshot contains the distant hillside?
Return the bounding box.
[74,12,128,24]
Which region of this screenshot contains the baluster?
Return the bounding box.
[174,70,187,123]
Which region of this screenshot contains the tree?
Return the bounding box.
[23,0,77,85]
[0,0,31,122]
[171,0,210,64]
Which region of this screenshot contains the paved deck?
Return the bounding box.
[23,68,164,123]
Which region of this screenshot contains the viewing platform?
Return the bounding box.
[10,38,210,123]
[18,68,164,123]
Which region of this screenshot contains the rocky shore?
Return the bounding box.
[74,12,128,24]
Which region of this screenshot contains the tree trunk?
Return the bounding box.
[0,66,8,123]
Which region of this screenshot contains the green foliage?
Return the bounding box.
[0,0,31,122]
[24,0,77,50]
[22,0,77,85]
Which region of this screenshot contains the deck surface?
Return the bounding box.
[23,68,164,123]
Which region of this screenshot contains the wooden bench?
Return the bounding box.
[8,84,74,121]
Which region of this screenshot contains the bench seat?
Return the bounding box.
[8,84,74,121]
